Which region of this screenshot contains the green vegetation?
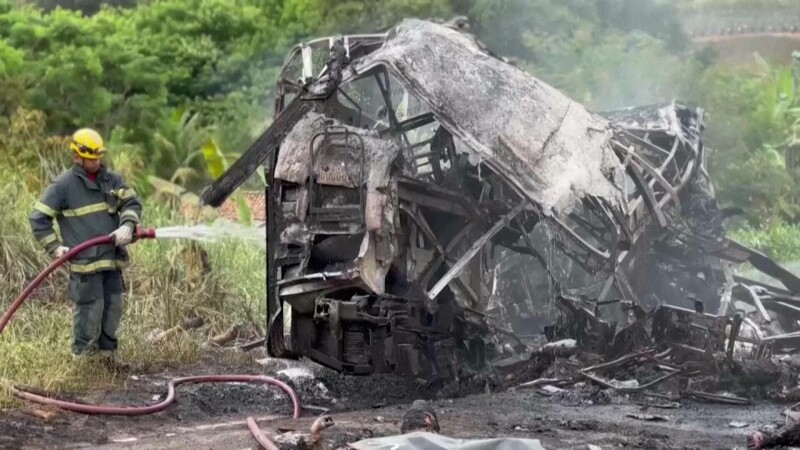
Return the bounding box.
[4,0,800,404]
[731,222,800,263]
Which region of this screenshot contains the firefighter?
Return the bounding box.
[29,128,142,369]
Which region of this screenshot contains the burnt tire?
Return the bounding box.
[267,312,293,358]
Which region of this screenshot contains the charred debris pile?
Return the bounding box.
[199,19,800,406]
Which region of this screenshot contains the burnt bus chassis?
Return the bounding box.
[260,31,513,381]
[264,97,504,379]
[200,20,800,382]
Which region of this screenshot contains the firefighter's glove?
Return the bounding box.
[111,223,134,247]
[52,246,69,259]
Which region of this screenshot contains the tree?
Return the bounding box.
[0,40,24,117]
[35,0,136,15]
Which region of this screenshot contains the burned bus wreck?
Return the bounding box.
[200,19,800,382]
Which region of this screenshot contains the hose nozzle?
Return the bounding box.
[134,225,156,240]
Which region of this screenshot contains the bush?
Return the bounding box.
[730,222,800,262]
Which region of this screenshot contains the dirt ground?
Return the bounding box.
[0,350,787,450]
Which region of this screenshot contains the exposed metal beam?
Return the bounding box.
[427,201,527,301]
[398,184,468,217]
[419,223,474,286]
[736,284,772,323]
[613,142,681,212]
[513,216,560,295]
[719,240,800,293]
[399,204,482,307]
[624,160,667,228]
[201,96,313,207]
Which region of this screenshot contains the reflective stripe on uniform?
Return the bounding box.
[39,233,59,247]
[119,209,140,224]
[62,202,109,217]
[34,201,58,217]
[119,188,136,200]
[70,259,128,274]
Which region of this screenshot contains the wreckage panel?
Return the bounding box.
[352,19,626,216]
[492,220,618,336]
[337,71,433,129]
[274,112,401,190]
[337,69,461,185]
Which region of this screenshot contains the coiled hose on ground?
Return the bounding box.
[0,234,297,449]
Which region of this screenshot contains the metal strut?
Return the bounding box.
[426,201,527,301]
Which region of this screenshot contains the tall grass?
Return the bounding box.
[0,171,265,407]
[730,222,800,263]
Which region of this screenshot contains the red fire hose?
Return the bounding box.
[0,229,298,448]
[0,235,114,334]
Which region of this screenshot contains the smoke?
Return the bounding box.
[463,0,699,111]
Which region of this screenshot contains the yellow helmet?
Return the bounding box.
[70,128,106,160]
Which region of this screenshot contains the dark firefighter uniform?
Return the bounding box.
[29,128,142,356]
